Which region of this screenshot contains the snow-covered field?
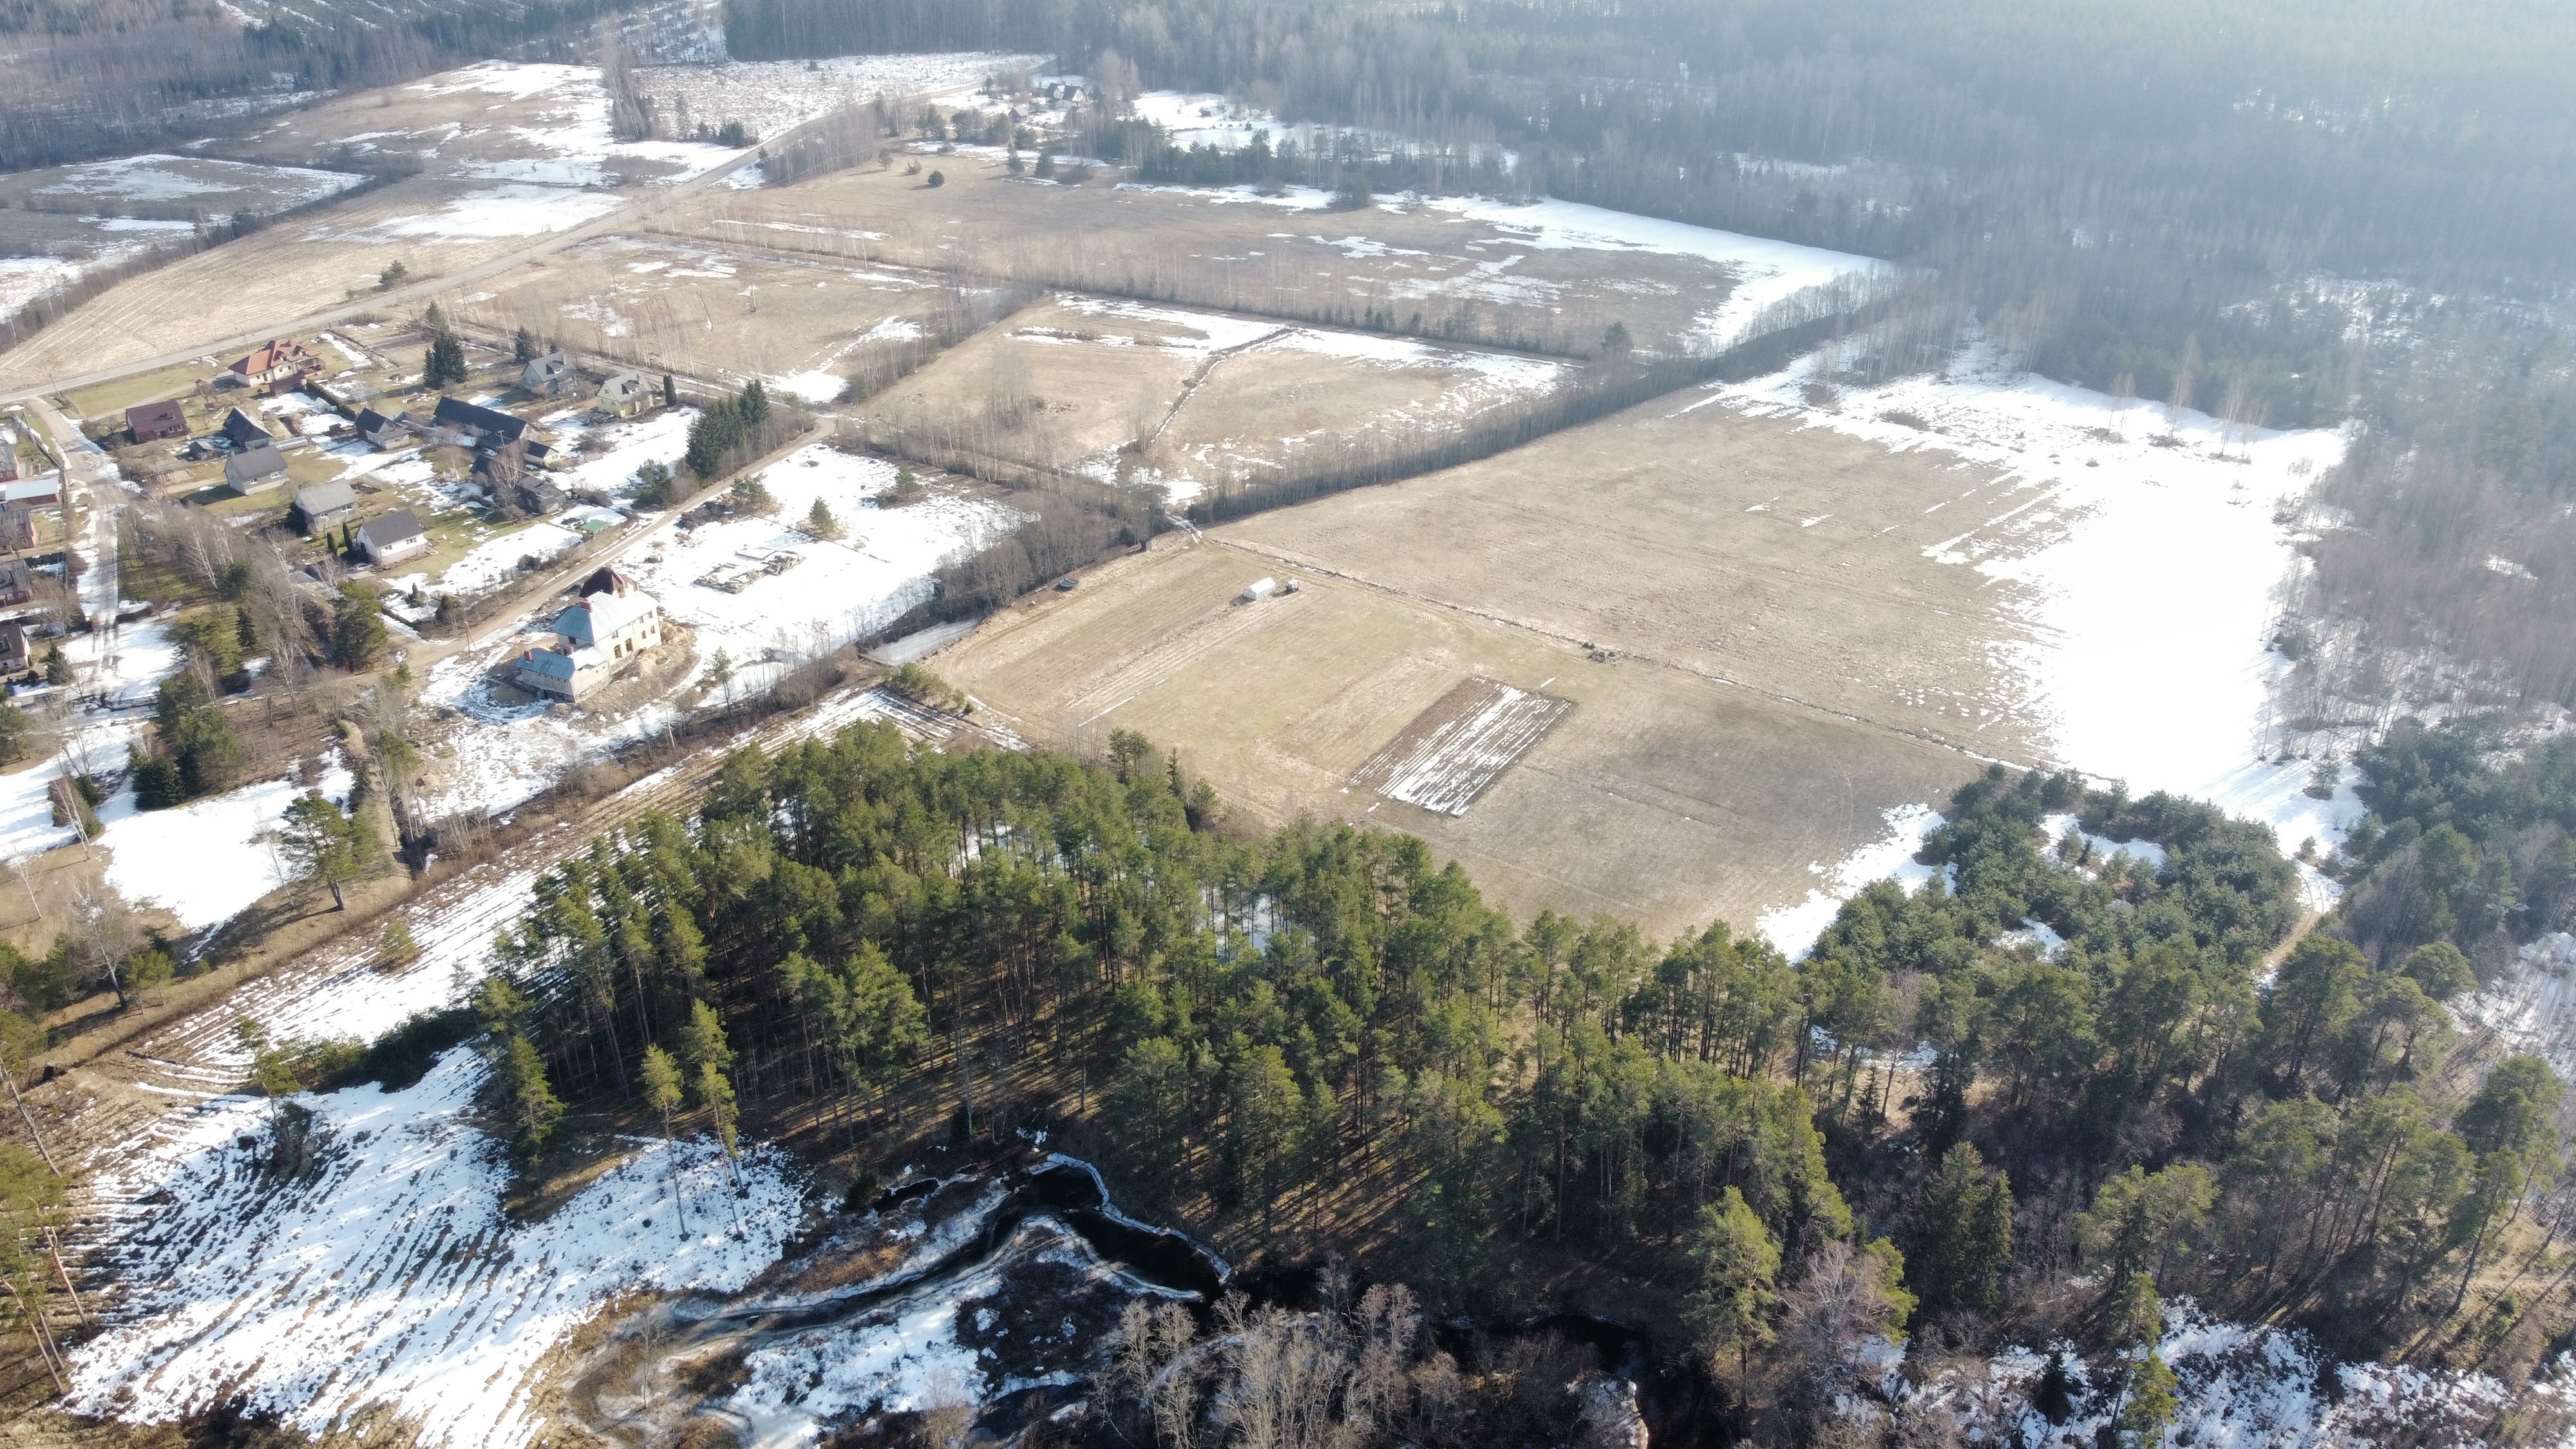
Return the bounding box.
[1743,348,2362,953]
[328,62,748,246]
[0,219,198,320]
[1353,679,1573,817]
[1417,194,1880,348]
[630,52,1048,151]
[28,153,363,209]
[70,1048,804,1449]
[98,754,354,931]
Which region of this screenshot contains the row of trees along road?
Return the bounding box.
[463,719,2568,1434]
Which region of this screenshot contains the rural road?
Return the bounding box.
[0,128,791,413]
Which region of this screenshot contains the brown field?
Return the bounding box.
[663,155,1742,356]
[934,390,2065,938]
[446,232,964,392]
[858,293,1582,493]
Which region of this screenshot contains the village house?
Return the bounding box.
[292,480,359,536]
[126,399,188,442]
[521,350,577,396]
[229,338,322,391]
[355,408,412,450]
[515,585,663,703]
[220,408,275,450]
[431,396,533,451]
[0,621,25,677]
[354,509,428,566]
[0,558,32,608]
[594,372,651,419]
[225,444,289,495]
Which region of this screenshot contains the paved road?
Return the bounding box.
[0,135,782,412]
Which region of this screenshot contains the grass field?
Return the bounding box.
[936,530,1983,940]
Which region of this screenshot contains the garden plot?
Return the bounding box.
[0,153,364,213]
[1353,677,1573,816]
[630,51,1048,147]
[68,1048,804,1449]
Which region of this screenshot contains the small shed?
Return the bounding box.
[0,558,32,607]
[354,509,428,565]
[292,480,359,536]
[126,399,189,442]
[225,445,289,494]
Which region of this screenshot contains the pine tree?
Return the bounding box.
[504,1035,564,1159]
[1684,1186,1781,1401]
[641,1044,689,1235]
[1915,1142,2013,1317]
[805,497,842,540]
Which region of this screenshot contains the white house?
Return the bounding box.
[514,587,663,703]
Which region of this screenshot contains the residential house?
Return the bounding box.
[0,621,24,677]
[507,475,567,517]
[515,587,663,703]
[430,396,533,450]
[355,408,411,450]
[354,509,428,565]
[126,399,188,442]
[520,350,577,396]
[220,407,275,450]
[594,372,651,419]
[229,338,322,390]
[292,480,359,536]
[0,558,31,607]
[225,444,289,494]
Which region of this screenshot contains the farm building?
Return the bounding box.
[521,350,577,396]
[431,396,533,450]
[0,621,24,676]
[229,338,321,390]
[225,445,288,495]
[1,477,59,509]
[292,481,359,536]
[354,509,428,565]
[354,408,410,450]
[220,408,274,450]
[515,587,665,703]
[595,372,650,419]
[126,399,188,442]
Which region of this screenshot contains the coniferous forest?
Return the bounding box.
[469,717,2569,1432]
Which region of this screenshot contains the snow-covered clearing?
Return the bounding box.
[631,52,1049,151]
[1738,348,2362,954]
[2454,932,2576,1088]
[437,521,589,598]
[70,1048,804,1449]
[547,404,697,498]
[97,753,354,931]
[0,219,198,320]
[1417,194,1882,347]
[1899,1302,2546,1448]
[326,62,750,245]
[623,444,1022,698]
[1757,805,1946,956]
[30,153,362,208]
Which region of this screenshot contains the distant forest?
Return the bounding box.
[0,0,621,171]
[727,0,2576,719]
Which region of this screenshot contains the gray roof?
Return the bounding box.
[225,444,287,488]
[357,508,426,548]
[294,480,357,517]
[598,372,649,402]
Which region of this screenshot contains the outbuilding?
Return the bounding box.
[292,480,359,536]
